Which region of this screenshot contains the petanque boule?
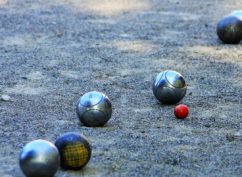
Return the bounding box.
[76,91,112,127]
[55,132,92,170]
[230,10,242,20]
[217,12,242,44]
[152,70,187,104]
[19,139,60,177]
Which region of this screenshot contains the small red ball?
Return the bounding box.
[174,104,189,119]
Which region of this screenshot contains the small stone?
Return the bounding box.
[1,95,12,102]
[226,134,237,142]
[234,131,241,137]
[204,124,211,128]
[21,76,28,80]
[57,32,64,37]
[172,159,178,165]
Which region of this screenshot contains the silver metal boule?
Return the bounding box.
[152,70,187,104]
[217,14,242,44]
[19,139,60,177]
[76,91,112,127]
[231,10,242,20]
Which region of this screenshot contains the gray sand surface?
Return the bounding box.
[0,0,241,176]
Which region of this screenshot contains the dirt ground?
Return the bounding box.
[0,0,241,176]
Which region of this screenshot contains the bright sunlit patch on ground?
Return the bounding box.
[4,72,47,95]
[59,0,150,16]
[2,34,49,47]
[159,11,201,21]
[26,72,45,81]
[5,85,46,95]
[0,0,7,6]
[3,35,29,46]
[60,70,79,79]
[183,46,242,65]
[118,68,150,77]
[109,40,157,53]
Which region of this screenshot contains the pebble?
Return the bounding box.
[1,95,12,102]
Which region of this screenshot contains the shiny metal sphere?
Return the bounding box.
[152,70,187,104]
[55,132,92,170]
[217,14,242,44]
[76,91,112,127]
[19,139,60,177]
[231,10,242,20]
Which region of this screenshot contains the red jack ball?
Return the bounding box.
[174,104,189,119]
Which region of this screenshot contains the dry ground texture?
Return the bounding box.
[0,0,241,177]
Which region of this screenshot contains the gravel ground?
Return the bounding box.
[0,0,241,177]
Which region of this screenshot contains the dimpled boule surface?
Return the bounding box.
[152,70,187,104]
[0,0,241,177]
[76,91,112,127]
